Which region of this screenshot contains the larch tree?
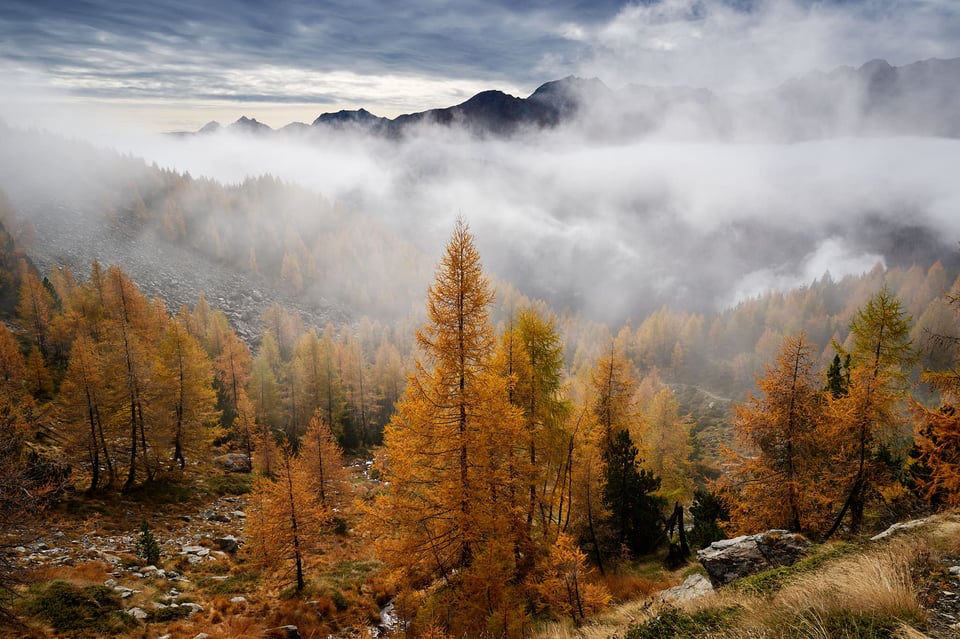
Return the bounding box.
[300,410,348,507]
[290,329,324,438]
[249,333,284,472]
[213,325,253,449]
[16,267,54,358]
[532,532,610,627]
[497,307,570,562]
[372,218,527,635]
[642,387,694,506]
[58,334,115,491]
[589,345,639,447]
[371,336,405,440]
[157,318,220,469]
[825,287,914,537]
[100,265,157,491]
[0,324,25,399]
[913,293,960,507]
[721,332,830,535]
[913,370,960,506]
[339,329,372,448]
[244,442,329,592]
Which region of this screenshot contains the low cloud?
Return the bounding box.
[6,116,954,323]
[577,0,960,92]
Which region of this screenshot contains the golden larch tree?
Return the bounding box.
[58,334,115,491]
[157,317,221,469]
[825,287,914,537]
[371,218,527,635]
[721,332,830,535]
[244,442,330,592]
[300,410,348,507]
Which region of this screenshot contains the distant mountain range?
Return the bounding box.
[177,57,960,141]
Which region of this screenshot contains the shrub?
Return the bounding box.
[24,580,138,634]
[202,572,259,595]
[625,605,741,639]
[206,473,252,496]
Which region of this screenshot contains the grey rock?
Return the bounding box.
[127,606,148,620]
[948,566,960,576]
[178,602,204,617]
[230,596,248,604]
[659,573,714,602]
[697,530,811,587]
[214,535,240,553]
[262,625,301,639]
[213,453,251,473]
[870,518,930,541]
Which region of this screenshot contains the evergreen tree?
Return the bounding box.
[602,429,665,557]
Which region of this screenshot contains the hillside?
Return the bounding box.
[544,513,960,639]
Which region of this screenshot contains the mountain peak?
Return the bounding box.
[312,108,386,127]
[230,116,271,133]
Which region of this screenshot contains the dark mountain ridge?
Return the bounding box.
[180,57,960,141]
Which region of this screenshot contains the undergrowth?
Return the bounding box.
[625,605,742,639]
[730,541,855,597]
[21,580,138,635]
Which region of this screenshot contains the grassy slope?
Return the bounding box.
[538,513,960,639]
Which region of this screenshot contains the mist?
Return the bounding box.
[2,110,958,325]
[2,0,960,324]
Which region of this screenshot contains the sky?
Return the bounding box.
[1,0,959,322]
[1,0,959,132]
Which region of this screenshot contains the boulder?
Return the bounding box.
[214,535,240,553]
[659,573,713,603]
[697,530,811,587]
[213,453,251,473]
[262,625,301,639]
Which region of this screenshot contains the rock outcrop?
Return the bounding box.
[697,530,811,587]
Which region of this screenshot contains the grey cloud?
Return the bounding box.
[0,0,623,105]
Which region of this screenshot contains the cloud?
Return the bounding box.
[2,1,960,323]
[576,0,960,91]
[66,124,952,322]
[0,0,627,126]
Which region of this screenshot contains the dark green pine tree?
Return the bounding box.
[602,429,666,557]
[825,353,851,398]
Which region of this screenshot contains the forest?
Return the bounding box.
[1,155,960,638]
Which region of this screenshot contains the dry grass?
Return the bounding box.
[602,572,673,602]
[535,515,960,639]
[771,540,924,624]
[25,560,113,584]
